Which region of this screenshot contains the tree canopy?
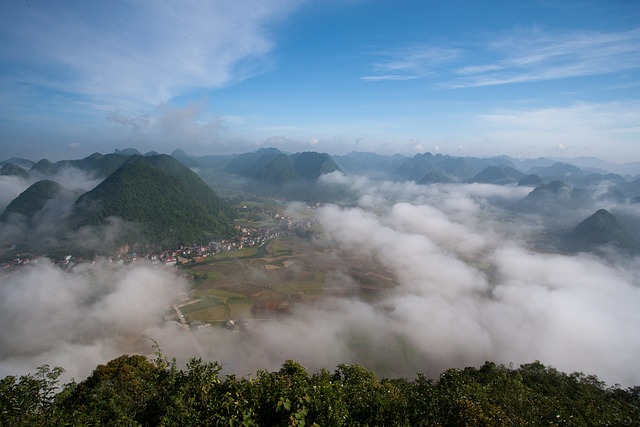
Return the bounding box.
[2,355,638,426]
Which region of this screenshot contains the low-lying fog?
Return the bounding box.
[1,172,639,387]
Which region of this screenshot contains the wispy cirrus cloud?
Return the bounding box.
[450,28,640,88]
[454,64,503,76]
[0,0,301,116]
[361,46,459,81]
[362,28,640,88]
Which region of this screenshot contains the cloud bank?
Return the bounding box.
[1,175,639,388]
[193,178,640,386]
[0,261,187,381]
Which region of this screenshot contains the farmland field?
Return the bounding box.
[179,234,397,325]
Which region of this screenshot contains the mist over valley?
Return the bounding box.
[2,2,640,422]
[1,148,639,390]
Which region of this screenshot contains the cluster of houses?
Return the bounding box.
[0,202,322,273]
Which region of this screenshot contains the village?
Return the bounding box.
[0,201,319,273]
[0,200,361,334]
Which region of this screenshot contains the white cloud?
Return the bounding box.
[362,46,459,81]
[288,181,640,386]
[0,1,300,112]
[454,64,503,75]
[2,177,639,386]
[361,74,423,82]
[0,261,186,381]
[449,28,640,88]
[106,100,231,152]
[362,28,640,88]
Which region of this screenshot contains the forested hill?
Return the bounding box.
[0,180,63,221]
[1,356,638,426]
[225,148,342,184]
[566,209,640,254]
[29,153,132,179]
[70,155,234,246]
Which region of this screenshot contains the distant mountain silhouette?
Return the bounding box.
[469,165,525,185]
[514,157,556,171]
[527,162,585,179]
[30,159,59,175]
[114,148,143,156]
[1,180,68,221]
[0,163,29,179]
[171,148,199,168]
[393,153,519,183]
[333,152,406,178]
[71,153,131,178]
[565,209,639,254]
[515,180,591,213]
[27,153,131,179]
[225,147,282,176]
[0,157,35,170]
[226,148,341,184]
[418,171,453,184]
[549,156,640,176]
[394,153,477,182]
[518,174,542,187]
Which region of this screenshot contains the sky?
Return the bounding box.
[0,0,639,162]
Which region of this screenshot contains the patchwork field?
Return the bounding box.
[179,235,396,325]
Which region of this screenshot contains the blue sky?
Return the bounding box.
[1,0,639,162]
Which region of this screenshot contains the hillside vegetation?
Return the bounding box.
[566,209,640,254]
[70,155,234,246]
[1,356,638,426]
[0,180,63,221]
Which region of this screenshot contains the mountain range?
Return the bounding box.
[1,154,234,250]
[2,147,640,254]
[225,148,342,184]
[0,180,80,223]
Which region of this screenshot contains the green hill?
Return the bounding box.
[1,180,64,221]
[291,151,341,180]
[566,209,639,254]
[70,155,234,246]
[0,157,35,170]
[30,159,59,175]
[27,153,131,179]
[31,153,130,178]
[0,163,29,179]
[515,180,591,214]
[73,152,131,178]
[225,147,282,176]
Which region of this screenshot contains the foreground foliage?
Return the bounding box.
[1,355,638,426]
